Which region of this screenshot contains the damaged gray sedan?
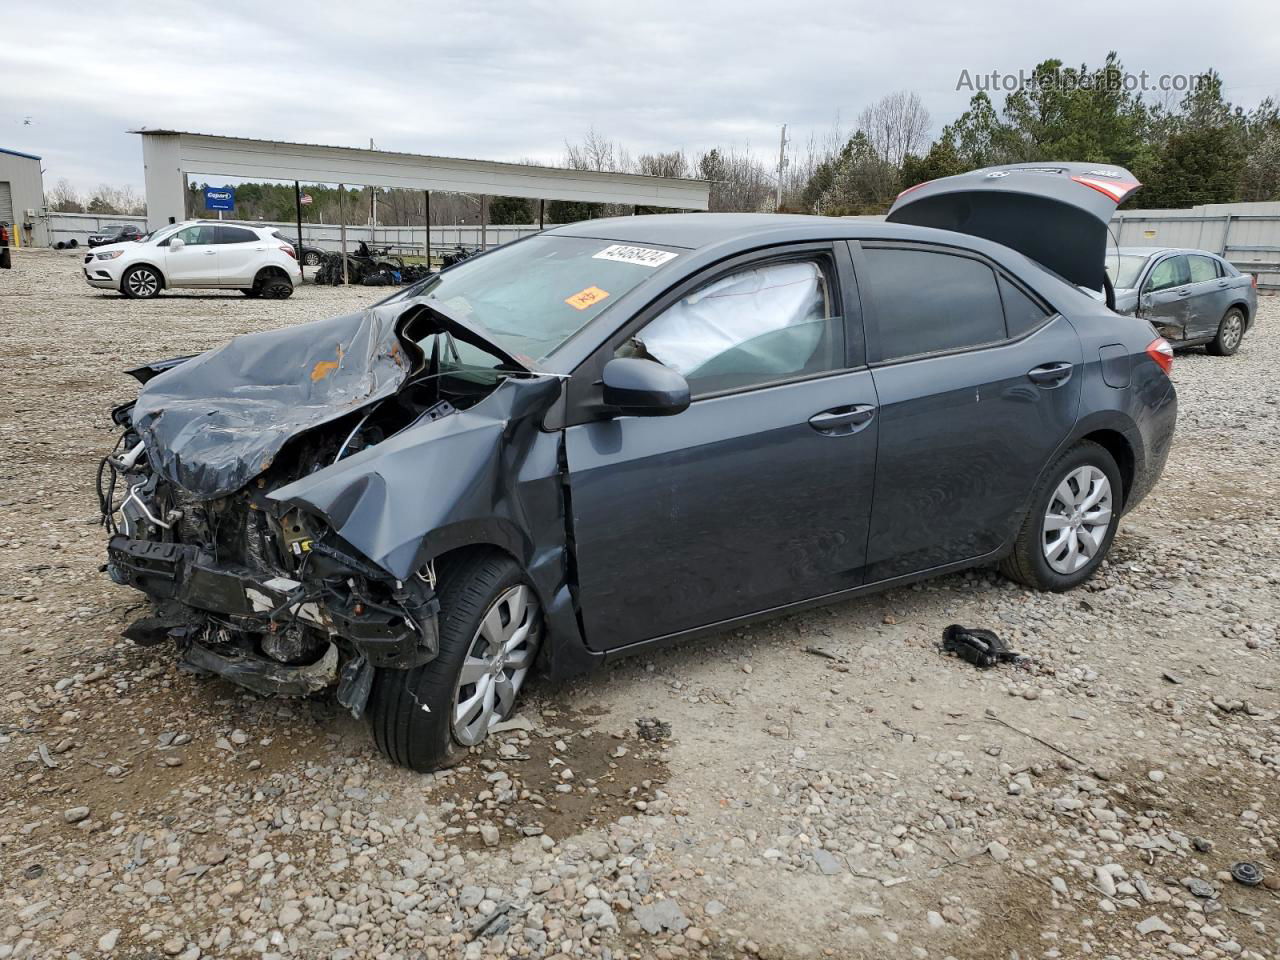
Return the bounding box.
[101,168,1177,771]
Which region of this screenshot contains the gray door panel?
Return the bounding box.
[566,370,879,650]
[864,316,1082,581]
[1185,255,1226,339]
[1139,255,1191,340]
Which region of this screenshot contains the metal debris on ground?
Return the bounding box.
[1231,861,1264,887]
[941,624,1022,669]
[635,717,671,742]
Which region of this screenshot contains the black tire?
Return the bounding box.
[368,551,539,773]
[1000,440,1122,592]
[240,288,261,298]
[303,251,321,266]
[259,276,294,299]
[1206,307,1245,356]
[121,265,162,299]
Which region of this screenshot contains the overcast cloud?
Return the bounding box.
[3,0,1278,192]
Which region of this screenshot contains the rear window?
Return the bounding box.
[865,247,1005,360]
[399,235,681,362]
[1188,255,1218,283]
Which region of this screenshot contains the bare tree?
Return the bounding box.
[46,178,83,212]
[697,145,773,212]
[637,151,691,179]
[858,91,932,167]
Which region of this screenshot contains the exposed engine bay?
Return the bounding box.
[98,299,561,717]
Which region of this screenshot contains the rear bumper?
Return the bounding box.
[1127,378,1177,513]
[107,534,438,672]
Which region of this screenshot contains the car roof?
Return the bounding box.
[1112,246,1223,259]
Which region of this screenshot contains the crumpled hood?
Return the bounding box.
[887,162,1141,293]
[131,304,421,499]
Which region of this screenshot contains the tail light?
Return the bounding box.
[1146,337,1174,375]
[280,244,297,259]
[1251,273,1258,289]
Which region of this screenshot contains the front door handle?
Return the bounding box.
[1176,287,1190,297]
[1027,362,1074,387]
[203,249,217,256]
[808,404,876,436]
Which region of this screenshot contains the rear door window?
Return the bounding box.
[863,246,1005,361]
[1187,255,1218,284]
[217,226,259,244]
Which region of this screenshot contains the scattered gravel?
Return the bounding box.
[1,250,1277,958]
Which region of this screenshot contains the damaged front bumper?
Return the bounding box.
[106,534,439,701]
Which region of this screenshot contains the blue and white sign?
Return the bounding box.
[204,187,235,211]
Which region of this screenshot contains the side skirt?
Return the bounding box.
[593,547,1007,666]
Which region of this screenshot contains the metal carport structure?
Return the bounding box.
[132,130,710,233]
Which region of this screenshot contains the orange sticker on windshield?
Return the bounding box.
[565,286,609,310]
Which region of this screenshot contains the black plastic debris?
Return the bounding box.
[1231,861,1264,887]
[942,624,1021,669]
[635,717,671,742]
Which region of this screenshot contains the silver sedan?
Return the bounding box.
[1108,247,1258,356]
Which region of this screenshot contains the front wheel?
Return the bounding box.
[368,552,542,772]
[1206,307,1245,356]
[121,265,162,299]
[1001,440,1122,592]
[303,251,321,266]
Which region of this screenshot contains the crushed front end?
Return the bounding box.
[95,301,526,716]
[100,400,441,714]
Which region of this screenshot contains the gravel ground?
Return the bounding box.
[1,248,1278,960]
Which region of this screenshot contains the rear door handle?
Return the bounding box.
[808,404,876,436]
[203,249,217,256]
[1027,362,1074,387]
[1218,280,1229,287]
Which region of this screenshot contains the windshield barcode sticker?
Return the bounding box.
[592,244,678,268]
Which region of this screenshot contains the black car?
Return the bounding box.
[272,232,324,266]
[100,163,1177,772]
[88,223,144,248]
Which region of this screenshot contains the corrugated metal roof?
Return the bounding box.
[0,146,42,161]
[129,129,705,185]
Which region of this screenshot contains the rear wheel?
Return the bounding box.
[259,276,294,299]
[121,265,162,299]
[1206,307,1245,356]
[1001,440,1122,591]
[368,552,542,772]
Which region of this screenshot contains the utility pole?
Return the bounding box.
[775,123,789,212]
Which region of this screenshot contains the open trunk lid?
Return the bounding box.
[886,162,1141,293]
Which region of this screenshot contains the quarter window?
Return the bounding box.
[618,259,843,397]
[864,247,1005,360]
[998,276,1053,338]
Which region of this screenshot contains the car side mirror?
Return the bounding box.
[601,357,689,417]
[169,237,185,252]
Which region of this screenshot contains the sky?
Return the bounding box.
[3,0,1279,195]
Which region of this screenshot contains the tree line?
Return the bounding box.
[45,54,1280,222]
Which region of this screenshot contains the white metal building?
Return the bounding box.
[133,130,710,232]
[0,146,49,247]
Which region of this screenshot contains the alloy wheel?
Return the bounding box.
[127,270,158,297]
[451,585,540,746]
[1221,313,1243,350]
[1042,465,1112,575]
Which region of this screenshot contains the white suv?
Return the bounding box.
[83,221,302,299]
